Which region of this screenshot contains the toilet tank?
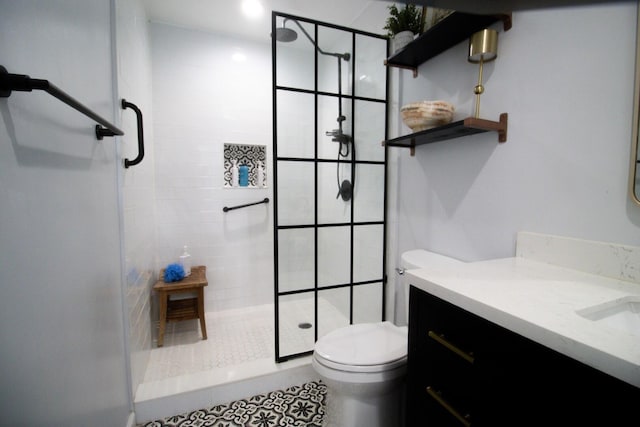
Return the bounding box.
[401,249,463,271]
[396,250,463,325]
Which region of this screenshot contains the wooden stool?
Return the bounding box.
[153,265,208,347]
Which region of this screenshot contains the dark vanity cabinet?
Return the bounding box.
[406,286,640,427]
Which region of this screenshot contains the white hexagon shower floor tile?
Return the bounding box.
[138,381,326,427]
[143,307,274,382]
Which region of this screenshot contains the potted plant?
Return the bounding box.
[384,3,423,53]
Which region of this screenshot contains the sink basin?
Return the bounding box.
[576,296,640,335]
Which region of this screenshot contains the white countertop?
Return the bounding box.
[406,257,640,388]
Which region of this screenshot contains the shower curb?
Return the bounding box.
[134,359,316,424]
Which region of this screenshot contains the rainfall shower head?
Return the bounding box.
[274,26,297,42]
[273,18,350,61]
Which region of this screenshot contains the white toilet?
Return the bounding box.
[311,250,463,427]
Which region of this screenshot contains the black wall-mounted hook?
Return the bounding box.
[121,99,144,168]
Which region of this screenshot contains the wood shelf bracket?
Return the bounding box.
[383,59,418,78]
[464,113,508,143]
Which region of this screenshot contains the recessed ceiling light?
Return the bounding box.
[241,0,263,19]
[232,52,247,62]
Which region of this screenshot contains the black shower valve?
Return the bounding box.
[336,180,352,202]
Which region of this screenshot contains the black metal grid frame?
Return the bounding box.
[272,11,389,362]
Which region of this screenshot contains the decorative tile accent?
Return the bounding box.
[138,381,326,427]
[224,143,267,188]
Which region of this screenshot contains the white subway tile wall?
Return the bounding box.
[150,23,273,312]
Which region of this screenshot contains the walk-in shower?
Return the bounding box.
[272,12,389,362]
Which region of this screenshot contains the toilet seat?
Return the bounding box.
[313,322,408,373]
[313,352,407,374]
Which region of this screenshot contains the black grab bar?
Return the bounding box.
[122,99,144,168]
[223,198,269,212]
[0,65,124,140]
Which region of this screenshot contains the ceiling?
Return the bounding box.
[140,0,395,43]
[140,0,626,42]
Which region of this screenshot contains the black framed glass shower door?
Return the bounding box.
[272,12,389,362]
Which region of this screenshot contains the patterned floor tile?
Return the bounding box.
[138,381,326,427]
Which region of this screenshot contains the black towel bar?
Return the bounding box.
[223,198,269,212]
[0,65,124,140]
[122,99,144,168]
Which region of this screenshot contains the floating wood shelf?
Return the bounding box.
[383,113,508,156]
[385,12,512,78]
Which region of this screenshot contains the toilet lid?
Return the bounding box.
[314,322,407,368]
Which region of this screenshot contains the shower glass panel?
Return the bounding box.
[353,283,383,323]
[278,292,315,357]
[354,35,388,100]
[318,287,351,339]
[276,161,314,226]
[277,228,315,293]
[276,91,315,159]
[317,162,351,224]
[317,95,353,161]
[353,224,384,283]
[318,226,350,287]
[275,20,316,91]
[354,100,386,162]
[317,26,353,96]
[354,164,385,222]
[273,12,388,362]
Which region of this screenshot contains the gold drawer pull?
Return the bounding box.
[428,330,475,364]
[426,386,472,427]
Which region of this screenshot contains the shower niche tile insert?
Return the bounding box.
[224,143,267,188]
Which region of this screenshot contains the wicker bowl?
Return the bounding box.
[400,100,455,132]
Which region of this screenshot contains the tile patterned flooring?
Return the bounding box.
[138,381,327,427]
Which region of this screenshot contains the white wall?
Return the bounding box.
[0,0,130,425]
[394,3,640,263]
[150,23,274,311]
[116,0,156,401]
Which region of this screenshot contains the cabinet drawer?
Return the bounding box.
[422,335,475,414]
[419,289,485,356]
[409,385,473,427]
[407,287,482,426]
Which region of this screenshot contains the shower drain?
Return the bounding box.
[298,322,312,329]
